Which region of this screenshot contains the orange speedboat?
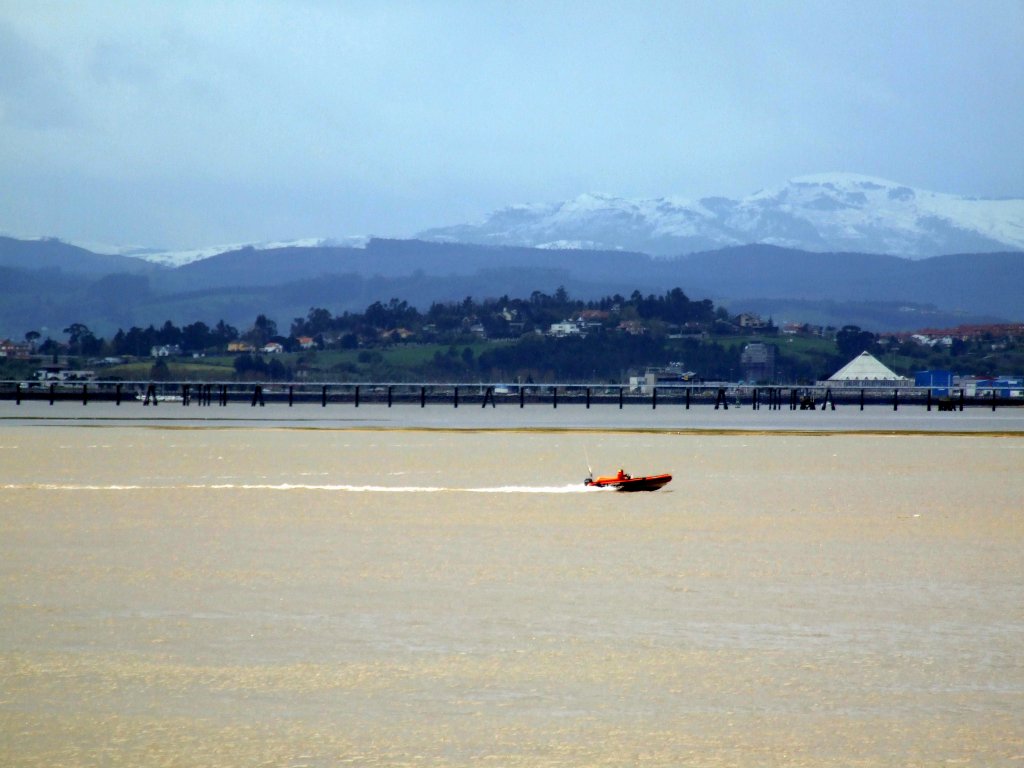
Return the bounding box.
[584,469,672,492]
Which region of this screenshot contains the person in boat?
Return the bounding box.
[616,468,631,480]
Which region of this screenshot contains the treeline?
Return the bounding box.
[36,319,244,357]
[17,286,861,383]
[290,287,720,341]
[27,286,721,358]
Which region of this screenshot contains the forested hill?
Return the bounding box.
[0,236,156,275]
[0,236,1021,336]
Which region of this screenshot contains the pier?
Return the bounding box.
[1,379,1019,412]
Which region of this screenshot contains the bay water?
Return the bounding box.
[2,425,1022,765]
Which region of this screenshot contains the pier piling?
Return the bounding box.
[821,388,836,411]
[714,388,728,410]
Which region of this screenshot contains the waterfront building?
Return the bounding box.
[822,351,911,388]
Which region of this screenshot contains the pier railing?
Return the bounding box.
[1,380,1020,412]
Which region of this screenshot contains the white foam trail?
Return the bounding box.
[3,482,596,494]
[1,484,149,490]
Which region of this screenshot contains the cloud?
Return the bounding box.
[0,1,1021,248]
[0,22,80,128]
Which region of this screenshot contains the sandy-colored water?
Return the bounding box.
[1,426,1022,766]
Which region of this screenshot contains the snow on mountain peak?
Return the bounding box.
[88,236,369,267]
[788,172,904,188]
[418,175,1024,258]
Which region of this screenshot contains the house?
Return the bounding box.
[617,320,646,336]
[734,313,771,331]
[296,336,316,350]
[549,321,582,337]
[377,328,417,342]
[740,342,776,383]
[633,365,696,394]
[150,344,182,357]
[261,342,284,354]
[227,341,253,353]
[0,339,32,358]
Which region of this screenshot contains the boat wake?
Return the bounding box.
[4,482,597,494]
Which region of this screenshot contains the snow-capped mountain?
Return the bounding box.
[88,236,369,267]
[418,174,1024,258]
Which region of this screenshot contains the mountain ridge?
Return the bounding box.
[418,174,1024,258]
[1,235,1021,336]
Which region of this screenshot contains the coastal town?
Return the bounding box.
[3,291,1022,400]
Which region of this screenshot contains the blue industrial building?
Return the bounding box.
[973,377,1024,398]
[915,370,954,396]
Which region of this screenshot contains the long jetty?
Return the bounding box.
[1,380,1018,412]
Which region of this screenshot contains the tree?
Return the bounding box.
[62,323,91,354]
[182,321,212,352]
[149,358,171,381]
[267,358,288,381]
[233,353,268,379]
[245,314,278,347]
[836,325,877,360]
[213,320,239,346]
[38,337,61,356]
[156,320,183,346]
[62,323,102,357]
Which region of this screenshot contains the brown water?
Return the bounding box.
[2,427,1022,766]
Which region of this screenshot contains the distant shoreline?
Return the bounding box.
[3,400,1023,435]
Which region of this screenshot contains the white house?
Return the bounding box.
[549,321,582,337]
[150,344,181,357]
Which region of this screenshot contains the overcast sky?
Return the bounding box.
[2,0,1022,249]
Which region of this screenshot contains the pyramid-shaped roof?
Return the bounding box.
[828,351,907,381]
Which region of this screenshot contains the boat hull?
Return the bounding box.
[585,473,672,492]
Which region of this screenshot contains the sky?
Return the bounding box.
[1,0,1022,250]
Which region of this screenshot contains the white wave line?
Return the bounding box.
[2,482,595,494]
[1,484,149,490]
